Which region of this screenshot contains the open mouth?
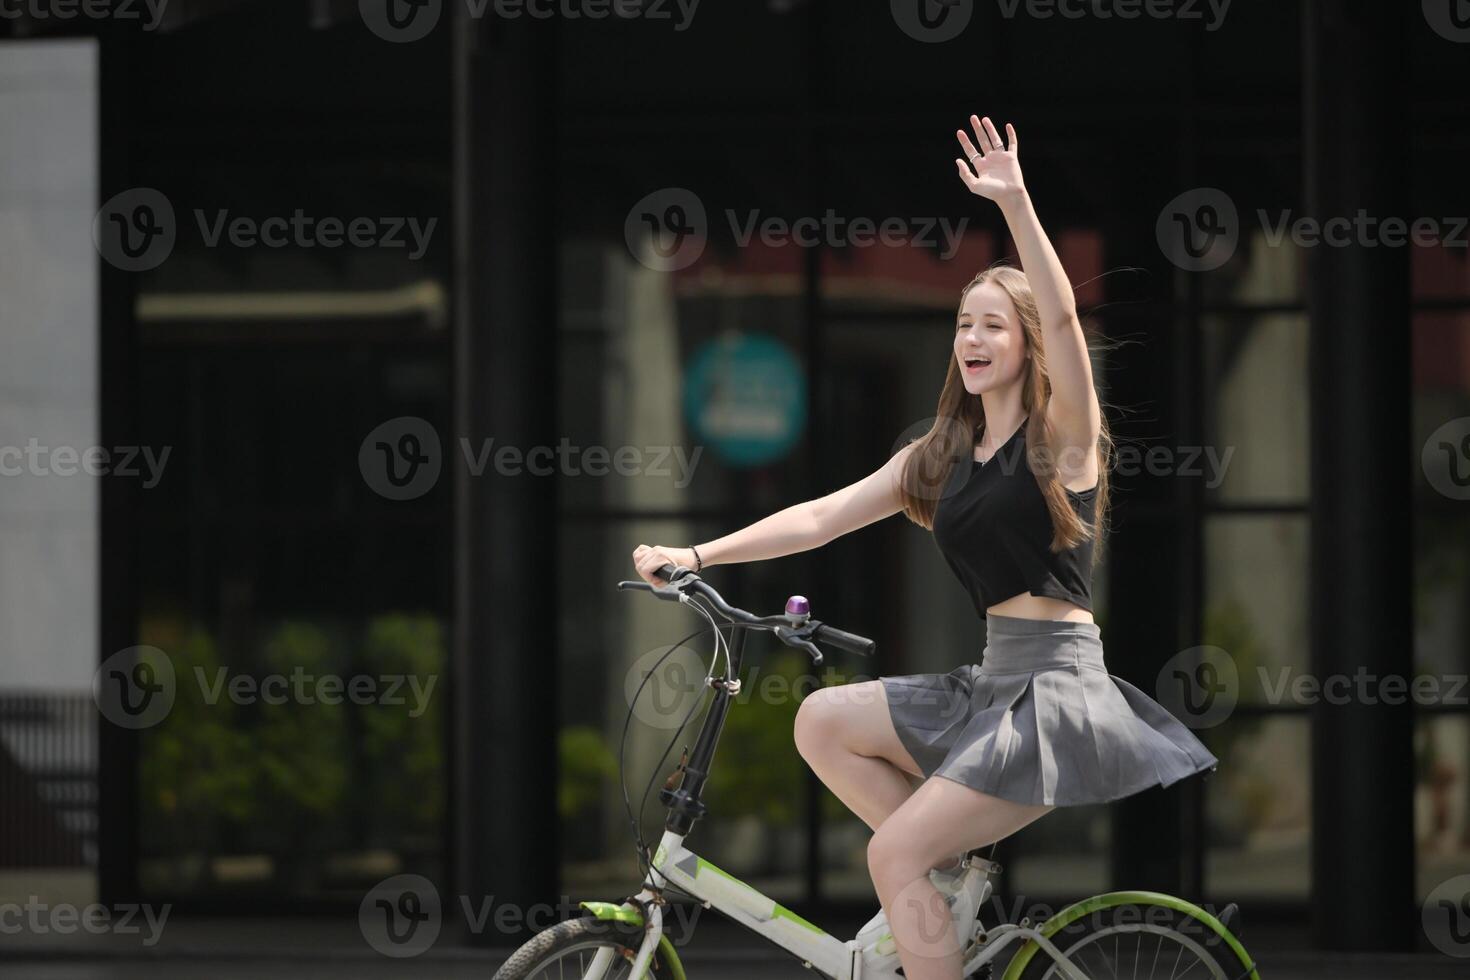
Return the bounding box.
[963,355,992,374]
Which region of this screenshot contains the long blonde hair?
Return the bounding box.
[898,262,1113,564]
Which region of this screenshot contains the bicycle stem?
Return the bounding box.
[659,622,749,836]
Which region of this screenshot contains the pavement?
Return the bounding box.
[3,951,1468,979]
[1,914,1467,979]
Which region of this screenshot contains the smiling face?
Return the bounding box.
[954,279,1030,395]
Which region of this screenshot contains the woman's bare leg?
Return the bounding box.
[793,679,925,831]
[867,776,1054,980]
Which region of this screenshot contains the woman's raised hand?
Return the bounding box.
[954,115,1025,204]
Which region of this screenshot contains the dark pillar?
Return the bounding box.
[1105,382,1193,899]
[1104,223,1196,898]
[451,9,560,946]
[97,30,139,908]
[1303,0,1415,952]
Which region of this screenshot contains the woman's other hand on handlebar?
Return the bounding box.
[631,544,698,586]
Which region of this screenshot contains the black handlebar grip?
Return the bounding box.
[815,624,876,657]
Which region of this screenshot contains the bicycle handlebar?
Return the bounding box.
[810,622,879,658]
[616,563,877,666]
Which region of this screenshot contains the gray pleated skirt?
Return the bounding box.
[879,614,1219,807]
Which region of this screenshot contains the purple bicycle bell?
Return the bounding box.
[785,595,811,620]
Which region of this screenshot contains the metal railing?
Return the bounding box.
[0,692,96,868]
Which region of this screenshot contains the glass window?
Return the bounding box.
[1414,505,1470,684]
[1413,244,1470,302]
[1203,715,1310,902]
[559,517,819,905]
[1202,314,1309,506]
[818,227,997,315]
[1203,514,1310,705]
[1199,222,1307,308]
[559,241,811,514]
[1412,311,1470,409]
[558,221,824,907]
[1415,714,1470,904]
[135,340,451,901]
[1412,309,1470,903]
[1011,803,1113,903]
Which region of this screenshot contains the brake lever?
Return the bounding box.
[773,625,824,667]
[615,565,700,601]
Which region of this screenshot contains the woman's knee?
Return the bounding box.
[793,686,847,759]
[794,682,878,754]
[797,680,914,765]
[866,820,931,884]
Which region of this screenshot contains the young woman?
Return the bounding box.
[631,115,1219,980]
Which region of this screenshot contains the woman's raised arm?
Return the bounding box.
[631,443,916,585]
[954,114,1101,450]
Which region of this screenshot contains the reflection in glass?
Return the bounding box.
[559,519,814,904]
[1200,227,1304,307]
[1202,314,1308,505]
[1203,514,1309,704]
[135,330,451,902]
[1412,245,1470,301]
[136,611,447,898]
[1415,715,1470,902]
[1203,716,1309,901]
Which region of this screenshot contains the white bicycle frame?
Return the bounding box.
[580,828,1089,980]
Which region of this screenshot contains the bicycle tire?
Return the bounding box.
[492,915,681,980]
[1009,895,1257,980]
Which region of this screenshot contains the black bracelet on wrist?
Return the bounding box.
[690,545,703,571]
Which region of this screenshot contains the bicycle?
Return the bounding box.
[492,564,1261,980]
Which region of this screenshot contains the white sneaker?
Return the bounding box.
[930,857,969,905]
[856,907,888,943]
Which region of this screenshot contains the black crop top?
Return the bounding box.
[931,420,1097,619]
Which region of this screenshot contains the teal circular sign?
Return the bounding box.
[683,334,806,467]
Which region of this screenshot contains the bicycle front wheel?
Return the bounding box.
[492,915,683,980]
[1008,892,1257,980]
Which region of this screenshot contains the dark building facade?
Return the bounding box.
[0,1,1465,956]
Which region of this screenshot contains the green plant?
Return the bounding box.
[703,646,812,826]
[357,613,447,844]
[560,725,619,823]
